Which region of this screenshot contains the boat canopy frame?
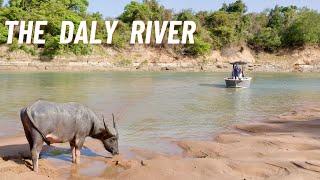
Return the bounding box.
[229,61,248,65]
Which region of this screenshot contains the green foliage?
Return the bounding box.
[8,39,19,51]
[0,22,7,43]
[1,0,320,58]
[8,38,37,55]
[246,13,268,35]
[119,0,172,24]
[143,0,170,21]
[249,27,281,52]
[282,10,320,46]
[220,0,247,14]
[267,5,297,31]
[61,0,89,13]
[119,1,151,23]
[111,21,131,49]
[9,0,88,12]
[175,10,199,36]
[205,11,241,48]
[20,44,37,55]
[42,35,61,58]
[2,0,92,58]
[1,6,28,20]
[183,36,212,56]
[175,10,213,56]
[70,43,92,55]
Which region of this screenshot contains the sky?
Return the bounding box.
[87,0,320,17]
[3,0,320,17]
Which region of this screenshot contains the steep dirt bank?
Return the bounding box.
[0,45,319,72]
[1,103,320,179]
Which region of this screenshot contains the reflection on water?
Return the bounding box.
[0,72,319,153]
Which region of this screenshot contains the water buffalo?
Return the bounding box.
[20,100,119,172]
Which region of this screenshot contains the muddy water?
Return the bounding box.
[0,72,320,156]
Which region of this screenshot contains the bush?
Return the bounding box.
[110,21,131,49]
[211,26,237,48]
[20,44,37,55]
[220,0,247,14]
[42,35,62,58]
[282,10,320,46]
[119,1,151,23]
[0,23,7,43]
[2,0,320,56]
[249,27,281,52]
[8,39,19,52]
[205,11,241,48]
[183,36,212,56]
[70,43,92,55]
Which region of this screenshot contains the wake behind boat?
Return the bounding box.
[225,61,252,88]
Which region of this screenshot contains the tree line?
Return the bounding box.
[0,0,320,58]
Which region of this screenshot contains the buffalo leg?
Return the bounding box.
[24,127,33,150]
[75,138,85,164]
[70,139,76,163]
[20,109,33,150]
[75,148,81,164]
[31,132,44,172]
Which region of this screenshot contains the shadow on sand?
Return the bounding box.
[0,143,107,170]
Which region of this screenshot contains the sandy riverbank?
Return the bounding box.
[0,103,320,179]
[1,45,320,72]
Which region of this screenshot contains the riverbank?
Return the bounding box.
[0,45,319,72]
[0,103,320,179]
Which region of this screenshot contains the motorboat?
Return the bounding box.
[225,61,252,88]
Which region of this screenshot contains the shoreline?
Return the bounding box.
[0,103,320,179]
[0,60,319,73]
[1,45,320,73]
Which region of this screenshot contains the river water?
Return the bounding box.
[0,72,319,154]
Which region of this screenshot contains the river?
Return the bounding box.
[0,72,319,154]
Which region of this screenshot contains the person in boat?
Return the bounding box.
[232,64,241,79]
[232,65,237,79]
[237,66,243,79]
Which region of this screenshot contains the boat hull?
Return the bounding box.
[224,77,252,88]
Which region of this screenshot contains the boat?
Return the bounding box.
[225,61,252,88]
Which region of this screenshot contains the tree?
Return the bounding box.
[205,11,241,48]
[175,10,212,56]
[119,1,151,23]
[8,0,89,13]
[267,5,297,31]
[61,0,89,13]
[246,12,269,35]
[249,27,281,52]
[183,36,212,56]
[0,23,7,43]
[282,10,320,46]
[220,0,247,14]
[119,0,171,24]
[143,0,166,21]
[196,11,209,26]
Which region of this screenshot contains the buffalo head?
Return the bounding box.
[102,114,119,155]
